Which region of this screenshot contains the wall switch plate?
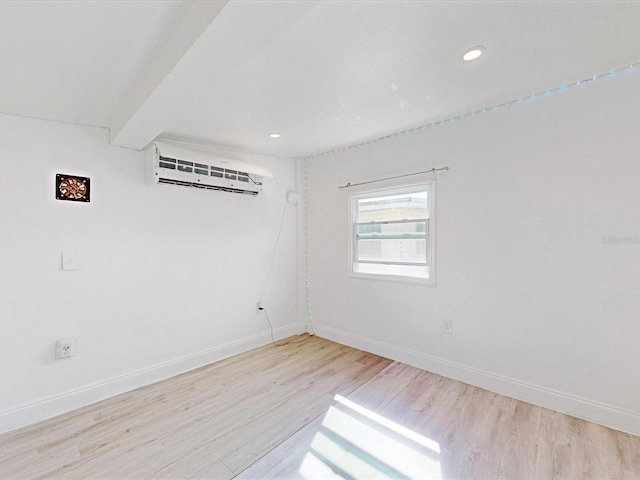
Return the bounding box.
[443,319,453,334]
[55,337,76,359]
[62,251,80,271]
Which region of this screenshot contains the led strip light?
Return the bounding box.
[304,158,315,334]
[305,62,639,160]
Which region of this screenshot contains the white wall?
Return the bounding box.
[0,115,300,434]
[305,69,640,435]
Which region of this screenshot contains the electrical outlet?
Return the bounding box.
[55,337,76,359]
[61,251,80,271]
[442,319,453,334]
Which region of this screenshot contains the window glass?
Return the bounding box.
[351,184,433,281]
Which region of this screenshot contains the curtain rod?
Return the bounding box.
[338,166,449,190]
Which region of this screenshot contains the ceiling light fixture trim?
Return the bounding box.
[462,46,485,62]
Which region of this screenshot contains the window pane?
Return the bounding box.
[357,191,427,222]
[357,238,427,264]
[356,220,427,240]
[356,223,382,235]
[357,239,382,259]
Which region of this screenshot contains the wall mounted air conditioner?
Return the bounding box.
[145,140,273,196]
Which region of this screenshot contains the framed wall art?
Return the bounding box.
[55,174,90,203]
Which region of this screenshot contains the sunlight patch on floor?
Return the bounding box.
[298,452,345,479]
[334,395,441,454]
[299,394,443,479]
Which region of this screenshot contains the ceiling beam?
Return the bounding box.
[108,0,228,150]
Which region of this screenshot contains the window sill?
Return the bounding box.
[347,271,435,286]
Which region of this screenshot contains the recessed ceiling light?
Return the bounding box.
[269,133,281,139]
[462,46,485,62]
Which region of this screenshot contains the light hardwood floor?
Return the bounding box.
[1,336,638,479]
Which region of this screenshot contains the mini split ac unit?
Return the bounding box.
[145,141,273,196]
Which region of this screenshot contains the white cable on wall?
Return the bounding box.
[259,193,289,303]
[260,186,314,345]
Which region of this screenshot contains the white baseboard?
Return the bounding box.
[313,324,640,437]
[0,323,305,435]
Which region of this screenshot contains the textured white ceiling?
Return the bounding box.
[0,0,183,127]
[1,1,639,159]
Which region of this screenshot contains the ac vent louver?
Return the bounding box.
[146,141,273,197]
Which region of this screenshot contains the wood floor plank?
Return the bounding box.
[346,362,421,411]
[1,335,638,479]
[151,452,235,480]
[236,416,324,480]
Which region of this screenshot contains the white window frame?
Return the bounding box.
[348,181,436,285]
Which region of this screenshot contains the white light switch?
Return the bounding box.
[62,251,80,271]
